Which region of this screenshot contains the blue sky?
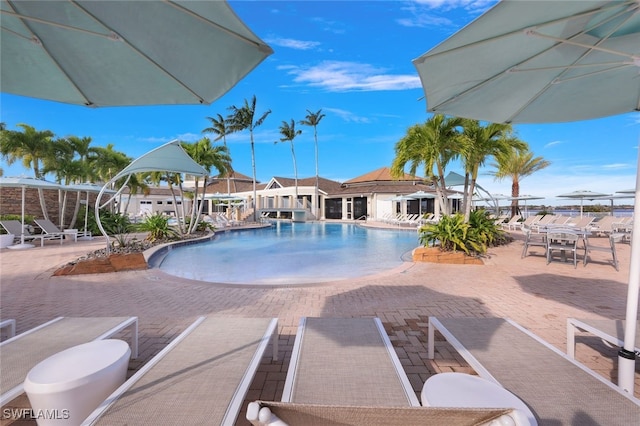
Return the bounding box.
[1,0,638,207]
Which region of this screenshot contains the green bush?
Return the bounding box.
[138,213,179,242]
[418,210,509,256]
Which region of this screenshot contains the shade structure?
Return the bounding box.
[95,140,208,251]
[413,0,640,124]
[0,177,60,249]
[557,190,610,217]
[413,0,640,394]
[65,183,115,240]
[1,0,273,107]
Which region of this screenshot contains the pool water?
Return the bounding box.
[158,222,419,285]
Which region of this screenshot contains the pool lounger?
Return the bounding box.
[282,317,419,406]
[0,316,138,406]
[83,316,278,426]
[427,317,640,425]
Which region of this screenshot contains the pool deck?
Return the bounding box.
[1,222,639,424]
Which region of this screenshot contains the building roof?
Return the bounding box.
[343,167,422,184]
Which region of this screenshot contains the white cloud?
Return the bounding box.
[265,37,321,50]
[323,107,371,124]
[284,61,421,92]
[398,0,496,28]
[544,140,564,148]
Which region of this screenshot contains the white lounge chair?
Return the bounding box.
[0,220,48,247]
[83,316,278,426]
[427,317,640,425]
[0,316,138,406]
[282,317,419,406]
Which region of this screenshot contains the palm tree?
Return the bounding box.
[458,119,524,222]
[202,113,234,194]
[183,138,231,233]
[0,123,54,179]
[490,146,551,216]
[0,124,56,220]
[228,95,271,221]
[391,114,463,216]
[300,109,325,219]
[276,119,302,202]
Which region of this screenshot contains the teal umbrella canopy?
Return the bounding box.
[1,0,273,106]
[413,0,640,123]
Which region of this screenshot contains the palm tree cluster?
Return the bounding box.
[391,114,550,222]
[203,96,325,221]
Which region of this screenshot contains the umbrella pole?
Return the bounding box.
[618,142,640,394]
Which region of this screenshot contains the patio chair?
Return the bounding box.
[565,215,596,231]
[282,317,419,407]
[529,214,557,233]
[501,214,521,230]
[590,215,619,235]
[427,317,640,425]
[546,231,581,268]
[519,214,544,231]
[83,316,278,426]
[0,316,138,406]
[33,218,68,243]
[583,233,620,271]
[567,318,640,361]
[521,228,547,258]
[0,220,47,247]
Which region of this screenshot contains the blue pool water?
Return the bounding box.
[158,222,419,285]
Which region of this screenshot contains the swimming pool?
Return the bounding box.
[158,222,419,285]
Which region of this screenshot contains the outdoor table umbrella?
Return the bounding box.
[509,195,544,218]
[413,0,640,393]
[557,190,610,218]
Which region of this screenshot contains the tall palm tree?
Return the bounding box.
[490,146,551,216]
[202,113,234,194]
[300,109,325,219]
[391,114,463,216]
[458,119,524,222]
[276,119,302,201]
[183,138,231,233]
[228,95,271,221]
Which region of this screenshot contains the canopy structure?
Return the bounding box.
[558,190,610,217]
[0,177,60,249]
[66,182,115,240]
[95,140,208,251]
[1,0,273,106]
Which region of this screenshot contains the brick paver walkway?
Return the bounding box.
[1,225,638,425]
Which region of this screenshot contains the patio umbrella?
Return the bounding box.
[510,195,544,217]
[413,0,640,393]
[406,191,436,215]
[0,177,60,249]
[1,1,272,106]
[558,190,610,217]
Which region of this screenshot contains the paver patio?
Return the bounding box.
[0,224,638,425]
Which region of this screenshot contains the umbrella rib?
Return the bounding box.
[3,1,94,105]
[165,0,273,54]
[70,1,207,105]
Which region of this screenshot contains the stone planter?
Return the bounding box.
[0,234,15,248]
[412,246,483,265]
[53,253,147,276]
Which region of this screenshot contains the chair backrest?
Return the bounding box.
[522,215,543,226]
[547,232,579,244]
[0,220,24,235]
[34,219,62,234]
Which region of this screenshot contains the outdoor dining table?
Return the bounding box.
[539,227,589,265]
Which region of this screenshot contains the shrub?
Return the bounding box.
[138,213,179,242]
[418,210,510,256]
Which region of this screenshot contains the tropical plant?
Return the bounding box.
[98,210,133,248]
[138,212,179,242]
[419,213,474,254]
[391,114,464,216]
[202,113,235,194]
[182,138,231,234]
[228,95,271,220]
[466,209,510,249]
[490,147,551,216]
[458,119,525,222]
[300,109,325,218]
[276,119,302,200]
